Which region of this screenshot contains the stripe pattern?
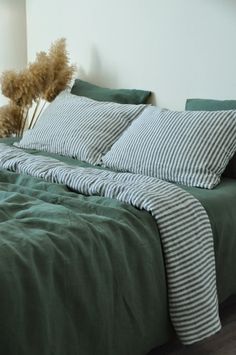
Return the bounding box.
[0,143,221,344]
[102,106,236,189]
[14,92,145,164]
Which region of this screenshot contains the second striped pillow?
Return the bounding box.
[102,106,236,189]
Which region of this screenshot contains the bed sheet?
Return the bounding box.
[182,179,236,303]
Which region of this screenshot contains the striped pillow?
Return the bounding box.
[102,106,236,189]
[15,92,145,164]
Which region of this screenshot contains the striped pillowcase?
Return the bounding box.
[102,106,236,188]
[14,92,145,164]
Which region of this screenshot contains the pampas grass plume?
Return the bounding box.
[0,103,22,137]
[0,38,76,136]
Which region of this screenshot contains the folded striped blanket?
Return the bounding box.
[0,143,221,344]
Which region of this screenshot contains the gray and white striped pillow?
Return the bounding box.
[15,92,145,164]
[102,106,236,188]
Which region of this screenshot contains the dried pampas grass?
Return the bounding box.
[0,104,22,137]
[0,38,76,137]
[1,70,40,107]
[43,38,76,102]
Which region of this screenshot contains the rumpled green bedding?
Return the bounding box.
[0,168,172,355]
[0,138,235,355]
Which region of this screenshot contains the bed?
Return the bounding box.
[0,85,236,355]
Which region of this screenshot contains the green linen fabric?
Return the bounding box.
[0,139,172,355]
[185,98,236,179]
[0,138,235,354]
[0,167,172,355]
[71,79,151,104]
[185,98,236,111]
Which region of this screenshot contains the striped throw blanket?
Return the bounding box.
[0,143,221,344]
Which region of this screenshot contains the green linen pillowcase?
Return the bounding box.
[185,98,236,179]
[71,79,151,104]
[186,98,236,111]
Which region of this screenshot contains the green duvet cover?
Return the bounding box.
[0,138,235,355]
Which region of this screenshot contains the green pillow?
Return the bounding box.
[71,79,151,104]
[185,98,236,179]
[186,98,236,111]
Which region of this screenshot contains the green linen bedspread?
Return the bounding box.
[0,138,235,355]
